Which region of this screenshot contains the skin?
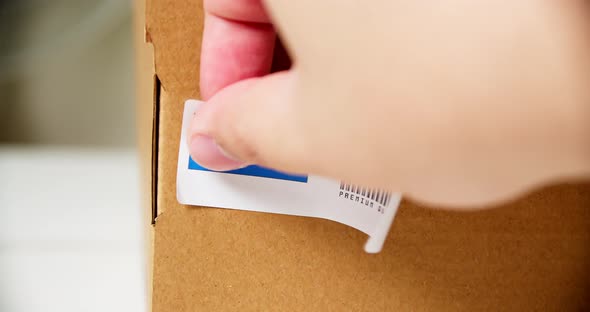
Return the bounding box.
[189,0,590,208]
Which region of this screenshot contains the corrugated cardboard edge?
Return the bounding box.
[137,0,189,308]
[133,0,156,310]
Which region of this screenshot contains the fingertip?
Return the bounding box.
[196,71,310,175]
[189,134,247,171]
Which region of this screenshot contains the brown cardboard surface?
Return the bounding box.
[140,0,590,310]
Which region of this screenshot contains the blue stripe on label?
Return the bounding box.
[188,157,308,183]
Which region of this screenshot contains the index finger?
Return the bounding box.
[201,0,276,100]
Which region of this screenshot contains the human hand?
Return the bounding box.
[188,0,590,207]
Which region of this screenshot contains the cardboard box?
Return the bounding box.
[136,0,590,310]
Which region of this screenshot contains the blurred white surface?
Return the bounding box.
[0,147,146,312]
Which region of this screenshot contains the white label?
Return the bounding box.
[177,100,401,253]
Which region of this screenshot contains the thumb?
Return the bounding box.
[188,71,311,174]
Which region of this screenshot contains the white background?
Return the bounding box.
[0,147,146,312]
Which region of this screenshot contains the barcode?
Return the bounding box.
[339,182,392,206]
